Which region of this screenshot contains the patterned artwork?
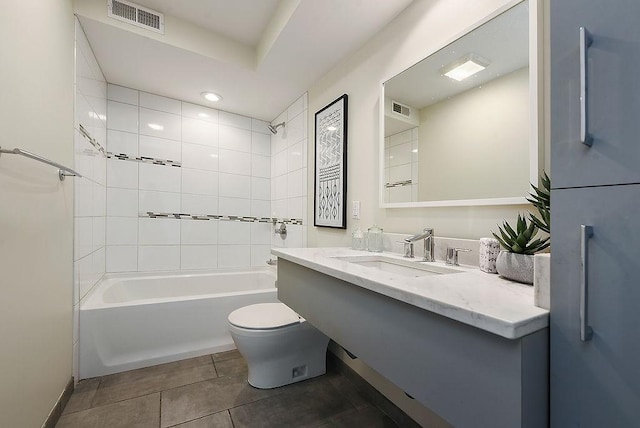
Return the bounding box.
[314,94,348,228]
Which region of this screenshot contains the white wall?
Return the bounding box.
[0,1,75,426]
[418,67,529,201]
[74,18,107,381]
[307,0,534,247]
[104,85,278,272]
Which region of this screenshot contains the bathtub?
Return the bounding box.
[79,267,278,379]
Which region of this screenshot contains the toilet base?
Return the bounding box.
[229,321,330,389]
[247,346,327,389]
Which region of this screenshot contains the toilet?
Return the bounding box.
[228,302,330,389]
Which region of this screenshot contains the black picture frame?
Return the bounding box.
[314,94,348,228]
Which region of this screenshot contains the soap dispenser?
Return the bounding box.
[367,224,383,252]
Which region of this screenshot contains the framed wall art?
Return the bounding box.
[314,94,348,228]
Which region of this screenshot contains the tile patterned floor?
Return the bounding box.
[56,351,399,428]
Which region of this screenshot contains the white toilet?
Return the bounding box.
[228,302,330,389]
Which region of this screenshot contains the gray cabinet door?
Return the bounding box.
[551,1,640,189]
[551,185,640,427]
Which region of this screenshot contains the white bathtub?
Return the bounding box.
[79,267,278,379]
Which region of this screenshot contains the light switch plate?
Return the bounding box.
[352,201,360,219]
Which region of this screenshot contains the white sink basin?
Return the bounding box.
[333,255,463,277]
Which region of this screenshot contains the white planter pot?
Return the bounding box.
[496,251,534,285]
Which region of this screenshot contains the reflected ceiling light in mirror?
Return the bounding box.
[326,126,338,131]
[148,123,164,131]
[440,53,490,81]
[201,91,222,102]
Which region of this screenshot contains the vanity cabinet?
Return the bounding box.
[277,259,548,428]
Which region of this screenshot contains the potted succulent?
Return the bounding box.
[492,174,551,284]
[527,172,550,234]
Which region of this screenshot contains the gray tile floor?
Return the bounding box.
[57,351,399,428]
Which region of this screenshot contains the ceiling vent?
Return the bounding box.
[391,101,411,118]
[107,0,165,34]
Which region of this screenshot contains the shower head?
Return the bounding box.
[268,122,285,134]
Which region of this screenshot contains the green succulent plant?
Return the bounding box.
[527,171,550,234]
[493,214,550,255]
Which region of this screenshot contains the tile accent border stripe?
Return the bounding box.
[79,124,181,167]
[385,179,412,188]
[79,124,107,157]
[106,153,182,167]
[140,212,303,225]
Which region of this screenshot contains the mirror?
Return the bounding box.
[381,0,537,207]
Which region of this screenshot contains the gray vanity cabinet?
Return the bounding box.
[550,0,640,188]
[277,260,548,428]
[550,1,640,426]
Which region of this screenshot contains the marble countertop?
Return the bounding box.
[271,247,549,340]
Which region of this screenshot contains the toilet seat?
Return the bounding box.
[228,303,303,330]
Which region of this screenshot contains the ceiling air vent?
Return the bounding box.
[392,101,411,118]
[108,0,165,34]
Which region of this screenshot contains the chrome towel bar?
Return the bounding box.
[0,146,82,181]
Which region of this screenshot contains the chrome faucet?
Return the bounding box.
[404,228,435,262]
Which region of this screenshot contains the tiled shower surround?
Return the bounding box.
[104,84,308,272]
[73,19,107,380]
[384,127,419,203]
[72,25,309,377]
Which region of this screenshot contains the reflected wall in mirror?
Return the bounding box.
[382,0,535,207]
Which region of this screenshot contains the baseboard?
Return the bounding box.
[41,377,74,428]
[327,351,422,428]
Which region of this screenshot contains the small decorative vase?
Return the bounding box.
[496,251,534,285]
[533,253,551,309]
[479,238,501,274]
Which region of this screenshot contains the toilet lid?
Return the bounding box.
[228,303,302,329]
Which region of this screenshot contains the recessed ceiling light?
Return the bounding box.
[148,123,164,131]
[201,92,222,102]
[440,53,490,82]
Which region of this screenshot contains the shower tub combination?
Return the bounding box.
[79,267,278,379]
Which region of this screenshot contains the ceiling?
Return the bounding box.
[384,0,528,110]
[75,0,414,121]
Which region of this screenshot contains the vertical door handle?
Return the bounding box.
[580,27,593,146]
[580,225,594,341]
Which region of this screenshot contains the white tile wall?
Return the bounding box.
[103,85,290,273]
[139,135,181,161]
[138,246,180,271]
[182,117,219,146]
[270,93,309,248]
[74,19,107,381]
[182,169,218,196]
[181,245,217,270]
[219,125,251,152]
[139,190,180,213]
[219,197,251,217]
[181,220,218,245]
[140,91,181,114]
[140,108,182,141]
[218,245,251,268]
[139,163,181,193]
[218,149,251,175]
[138,218,180,245]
